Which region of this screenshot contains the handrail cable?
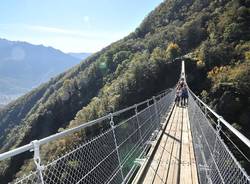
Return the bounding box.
[0,60,249,184]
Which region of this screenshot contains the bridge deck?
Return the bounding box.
[137,106,199,184]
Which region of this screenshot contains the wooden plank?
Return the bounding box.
[142,106,177,183]
[186,108,199,184]
[138,106,199,184]
[153,106,180,183]
[132,104,175,184]
[160,106,180,183]
[152,131,168,183]
[180,107,193,184]
[165,106,182,184]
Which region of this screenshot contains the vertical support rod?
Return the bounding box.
[134,104,143,143]
[163,94,168,114]
[147,99,150,107]
[32,140,44,184]
[212,117,222,159]
[204,106,208,116]
[153,96,160,129]
[147,99,154,125]
[109,113,125,180]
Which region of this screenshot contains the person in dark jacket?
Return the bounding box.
[179,78,185,88]
[181,84,188,106]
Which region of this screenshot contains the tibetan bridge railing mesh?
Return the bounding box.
[0,89,174,184]
[1,58,250,184]
[188,89,250,184]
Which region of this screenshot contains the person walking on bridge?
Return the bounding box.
[181,84,188,106]
[175,87,181,106]
[179,78,185,88]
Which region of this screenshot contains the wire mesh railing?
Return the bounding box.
[188,89,250,184]
[0,89,174,184]
[2,60,249,184]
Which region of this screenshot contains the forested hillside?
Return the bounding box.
[0,0,249,182]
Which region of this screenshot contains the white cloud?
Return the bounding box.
[0,24,131,52]
[15,35,113,53]
[27,25,74,34]
[83,16,90,23]
[26,25,127,40]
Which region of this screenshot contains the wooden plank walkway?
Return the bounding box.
[137,106,198,184]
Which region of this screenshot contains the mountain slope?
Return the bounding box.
[0,0,249,182]
[0,38,80,103]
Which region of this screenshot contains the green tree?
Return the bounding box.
[166,42,181,60]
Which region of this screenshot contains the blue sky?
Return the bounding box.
[0,0,163,53]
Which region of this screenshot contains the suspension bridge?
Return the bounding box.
[0,61,249,184]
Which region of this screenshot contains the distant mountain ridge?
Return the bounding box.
[0,0,249,182]
[68,52,92,60]
[0,38,81,104]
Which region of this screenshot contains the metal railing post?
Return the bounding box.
[109,113,125,180]
[32,140,44,184]
[134,104,143,143]
[204,106,208,116]
[212,117,222,160]
[147,99,154,126]
[153,96,160,129]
